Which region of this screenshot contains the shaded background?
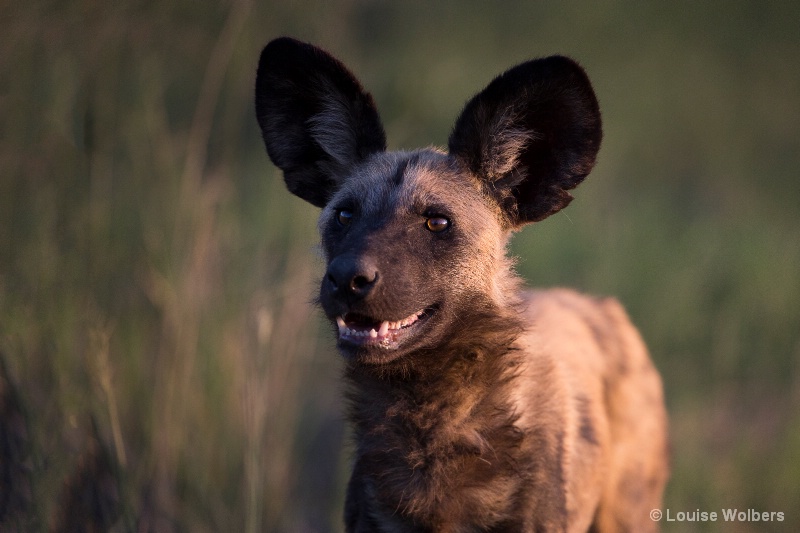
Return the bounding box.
[1,0,799,531]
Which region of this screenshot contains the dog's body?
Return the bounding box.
[256,38,668,532]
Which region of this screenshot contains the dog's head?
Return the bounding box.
[255,37,601,365]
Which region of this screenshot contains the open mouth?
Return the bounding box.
[335,307,433,351]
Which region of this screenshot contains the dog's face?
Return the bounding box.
[255,38,601,365]
[316,150,507,363]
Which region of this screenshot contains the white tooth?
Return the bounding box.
[369,328,377,338]
[378,321,389,336]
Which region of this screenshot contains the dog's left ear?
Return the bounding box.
[448,56,602,227]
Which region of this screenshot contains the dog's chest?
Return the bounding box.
[352,382,525,529]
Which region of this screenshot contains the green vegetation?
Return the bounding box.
[1,1,798,531]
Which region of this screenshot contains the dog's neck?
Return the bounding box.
[342,301,527,524]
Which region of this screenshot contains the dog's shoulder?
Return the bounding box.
[517,288,647,366]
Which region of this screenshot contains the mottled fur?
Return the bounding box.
[256,37,668,532]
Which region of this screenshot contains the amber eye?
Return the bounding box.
[336,209,353,226]
[425,216,450,233]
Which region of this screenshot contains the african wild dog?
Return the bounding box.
[255,37,668,532]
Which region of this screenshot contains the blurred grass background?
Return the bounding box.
[1,0,798,531]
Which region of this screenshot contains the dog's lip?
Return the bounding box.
[333,306,436,356]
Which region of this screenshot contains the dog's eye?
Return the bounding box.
[336,209,353,226]
[425,216,450,233]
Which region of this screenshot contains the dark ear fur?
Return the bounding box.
[255,37,386,207]
[448,56,602,226]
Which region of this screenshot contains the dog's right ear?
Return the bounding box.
[255,37,386,207]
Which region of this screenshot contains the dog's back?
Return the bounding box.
[255,37,669,532]
[514,290,668,532]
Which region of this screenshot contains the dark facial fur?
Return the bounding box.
[317,151,517,368]
[256,37,668,532]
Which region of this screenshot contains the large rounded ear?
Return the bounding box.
[448,56,601,227]
[255,37,387,207]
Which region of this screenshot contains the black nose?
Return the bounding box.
[326,255,379,301]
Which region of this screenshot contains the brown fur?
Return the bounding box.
[256,37,668,532]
